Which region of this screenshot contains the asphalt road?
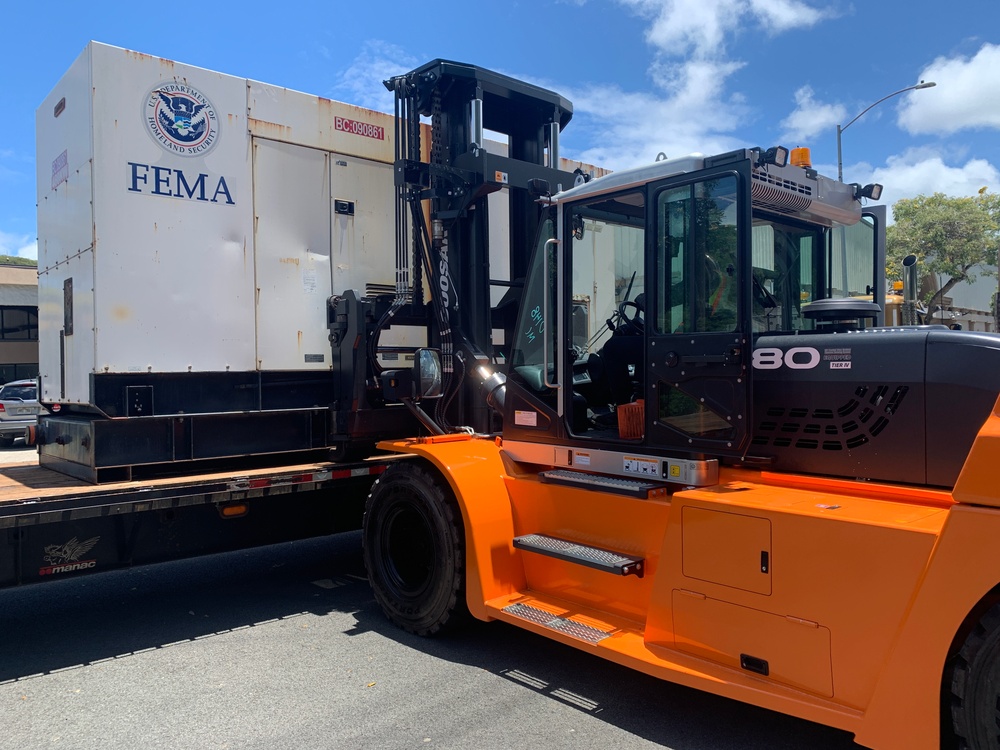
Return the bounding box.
[0,530,865,750]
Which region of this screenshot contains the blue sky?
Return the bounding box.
[3,0,1000,259]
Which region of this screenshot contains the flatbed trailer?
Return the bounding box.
[0,456,385,589]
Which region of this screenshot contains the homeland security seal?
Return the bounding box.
[143,82,220,156]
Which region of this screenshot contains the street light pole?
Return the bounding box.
[836,81,936,181]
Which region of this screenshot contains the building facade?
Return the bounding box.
[0,263,39,383]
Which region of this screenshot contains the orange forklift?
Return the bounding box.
[363,61,1000,750]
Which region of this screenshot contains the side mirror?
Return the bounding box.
[414,348,443,399]
[528,178,550,198]
[380,348,443,402]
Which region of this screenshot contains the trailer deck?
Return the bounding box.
[0,455,386,588]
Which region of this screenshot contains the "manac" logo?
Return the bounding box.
[143,83,220,156]
[39,536,100,576]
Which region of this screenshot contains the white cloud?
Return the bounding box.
[621,0,830,58]
[330,2,833,173]
[846,148,1000,216]
[564,60,748,169]
[779,86,847,144]
[332,41,422,113]
[899,43,1000,135]
[555,0,830,169]
[0,229,37,260]
[748,0,827,33]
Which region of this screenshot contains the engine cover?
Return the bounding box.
[750,328,1000,488]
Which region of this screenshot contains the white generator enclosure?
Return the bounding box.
[35,45,582,481]
[37,42,399,400]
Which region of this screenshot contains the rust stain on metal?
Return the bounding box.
[279,257,300,266]
[111,305,132,322]
[125,50,171,68]
[248,117,291,140]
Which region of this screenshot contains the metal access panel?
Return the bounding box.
[252,139,334,371]
[329,157,396,300]
[252,139,398,371]
[682,506,772,595]
[39,253,94,402]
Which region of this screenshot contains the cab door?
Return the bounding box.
[645,162,753,457]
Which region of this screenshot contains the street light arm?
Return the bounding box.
[836,81,936,182]
[841,82,936,134]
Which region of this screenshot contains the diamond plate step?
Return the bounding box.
[502,602,612,644]
[539,468,662,498]
[513,533,644,577]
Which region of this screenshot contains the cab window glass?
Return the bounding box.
[508,215,556,391]
[568,192,646,359]
[655,177,738,333]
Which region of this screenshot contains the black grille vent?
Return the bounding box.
[885,386,909,415]
[870,386,888,407]
[838,400,859,417]
[753,383,909,453]
[751,172,813,217]
[870,417,890,436]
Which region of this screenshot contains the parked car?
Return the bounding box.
[0,379,39,447]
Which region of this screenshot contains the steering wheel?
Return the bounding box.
[617,300,644,335]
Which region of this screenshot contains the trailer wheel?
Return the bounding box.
[950,602,1000,749]
[362,461,468,636]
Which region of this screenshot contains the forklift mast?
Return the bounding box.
[382,60,577,434]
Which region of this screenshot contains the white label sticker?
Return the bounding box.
[514,410,538,427]
[52,150,69,190]
[830,361,852,369]
[303,269,318,293]
[623,456,659,477]
[574,451,591,466]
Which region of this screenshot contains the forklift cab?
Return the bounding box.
[500,148,882,473]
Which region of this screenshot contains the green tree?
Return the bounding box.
[886,190,1000,322]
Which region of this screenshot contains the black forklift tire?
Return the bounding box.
[950,602,1000,749]
[0,435,15,448]
[362,461,469,636]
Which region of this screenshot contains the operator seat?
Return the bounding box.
[601,334,643,406]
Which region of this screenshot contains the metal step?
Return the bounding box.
[539,468,665,498]
[502,602,613,644]
[513,533,644,577]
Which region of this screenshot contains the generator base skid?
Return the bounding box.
[38,411,333,483]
